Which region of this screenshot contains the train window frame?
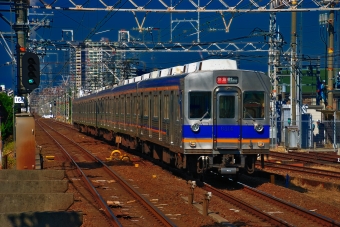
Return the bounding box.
[243,91,265,119]
[189,91,211,119]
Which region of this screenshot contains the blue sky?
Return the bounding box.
[0,1,339,91]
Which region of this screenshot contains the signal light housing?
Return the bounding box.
[22,52,40,93]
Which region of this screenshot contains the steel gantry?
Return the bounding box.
[29,0,340,12]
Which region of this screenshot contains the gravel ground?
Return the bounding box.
[36,119,340,226]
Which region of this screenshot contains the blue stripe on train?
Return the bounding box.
[183,125,269,138]
[183,125,213,138]
[241,125,269,138]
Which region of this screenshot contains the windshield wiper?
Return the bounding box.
[244,108,263,132]
[199,110,209,121]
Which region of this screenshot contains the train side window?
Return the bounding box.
[189,91,211,119]
[164,95,169,119]
[144,95,149,116]
[100,99,102,120]
[127,96,130,114]
[106,98,109,114]
[111,97,114,115]
[153,94,158,117]
[134,96,137,116]
[176,92,181,121]
[243,91,265,119]
[115,97,119,115]
[219,96,235,118]
[121,96,125,115]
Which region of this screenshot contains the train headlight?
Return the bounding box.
[191,123,200,132]
[254,123,264,132]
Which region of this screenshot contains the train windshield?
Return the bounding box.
[189,92,211,119]
[243,91,265,119]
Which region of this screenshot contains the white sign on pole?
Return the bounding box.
[14,96,25,104]
[301,104,308,114]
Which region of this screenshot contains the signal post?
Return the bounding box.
[14,0,41,169]
[15,49,41,170]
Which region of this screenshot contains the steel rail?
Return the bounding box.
[37,120,123,227]
[39,119,177,227]
[288,151,340,163]
[202,183,293,226]
[259,161,340,179]
[269,151,339,165]
[238,181,340,227]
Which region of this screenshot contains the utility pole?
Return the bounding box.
[15,0,29,101]
[269,12,277,100]
[291,1,297,126]
[268,10,279,148]
[327,9,335,110]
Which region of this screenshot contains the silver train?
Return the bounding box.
[72,59,270,177]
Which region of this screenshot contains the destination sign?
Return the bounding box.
[216,76,239,84]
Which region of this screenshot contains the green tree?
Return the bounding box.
[0,93,13,140]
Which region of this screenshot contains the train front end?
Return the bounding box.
[183,67,271,176]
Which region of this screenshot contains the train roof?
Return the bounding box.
[75,59,237,101]
[121,59,237,85]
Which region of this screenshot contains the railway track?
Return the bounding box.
[203,182,340,226]
[37,119,177,227]
[269,151,340,166]
[289,151,340,164]
[258,161,340,179]
[37,118,338,226]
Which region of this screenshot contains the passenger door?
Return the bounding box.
[214,89,241,150]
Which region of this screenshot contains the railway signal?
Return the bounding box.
[22,52,40,93]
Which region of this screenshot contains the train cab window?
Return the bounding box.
[219,96,235,118]
[189,92,211,119]
[243,91,265,119]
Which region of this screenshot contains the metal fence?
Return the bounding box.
[271,120,340,150]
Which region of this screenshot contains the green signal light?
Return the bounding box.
[21,52,40,93]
